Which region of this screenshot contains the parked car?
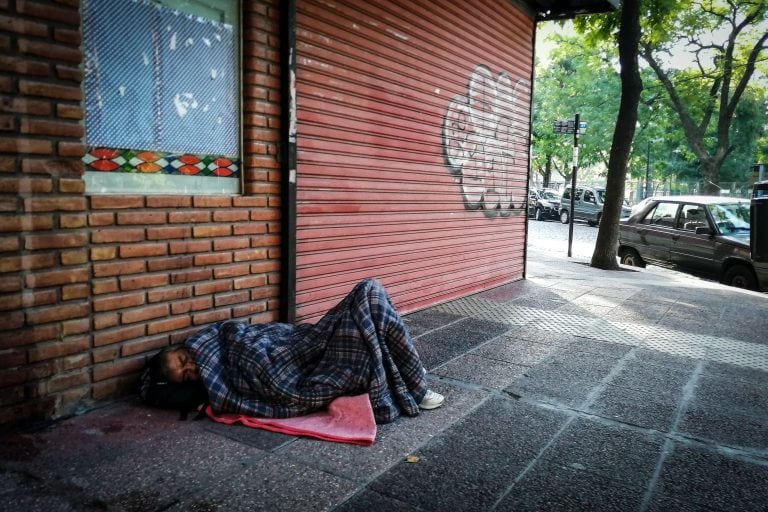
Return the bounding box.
[559,185,631,226]
[528,188,561,221]
[617,195,768,291]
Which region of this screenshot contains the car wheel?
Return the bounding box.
[560,210,569,224]
[535,207,543,221]
[723,264,757,290]
[619,248,646,268]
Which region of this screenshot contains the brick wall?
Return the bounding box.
[0,0,283,426]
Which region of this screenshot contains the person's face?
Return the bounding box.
[164,348,200,383]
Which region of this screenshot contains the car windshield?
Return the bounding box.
[707,202,750,234]
[540,190,560,200]
[597,190,606,203]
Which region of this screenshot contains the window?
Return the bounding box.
[82,0,240,195]
[642,202,679,226]
[680,204,709,231]
[583,190,594,203]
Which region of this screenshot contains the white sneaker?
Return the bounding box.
[419,390,445,410]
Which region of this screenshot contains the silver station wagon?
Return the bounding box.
[617,195,768,291]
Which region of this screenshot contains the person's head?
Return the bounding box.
[159,346,200,383]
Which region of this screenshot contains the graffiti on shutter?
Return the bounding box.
[443,64,529,218]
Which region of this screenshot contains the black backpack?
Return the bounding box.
[139,353,208,418]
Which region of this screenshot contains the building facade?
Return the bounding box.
[0,0,614,425]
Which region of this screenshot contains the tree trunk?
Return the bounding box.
[591,0,642,270]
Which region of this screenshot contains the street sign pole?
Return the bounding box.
[553,114,584,258]
[567,114,579,258]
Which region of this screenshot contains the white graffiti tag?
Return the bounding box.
[443,65,527,218]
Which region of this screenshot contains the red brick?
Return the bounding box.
[214,264,250,279]
[170,268,211,284]
[192,225,231,238]
[60,213,86,228]
[91,228,145,243]
[170,296,212,315]
[93,324,145,347]
[169,240,211,255]
[119,243,167,258]
[59,141,85,157]
[61,318,90,336]
[121,304,168,324]
[168,211,210,223]
[93,312,117,330]
[194,280,232,296]
[0,237,19,253]
[90,247,116,261]
[0,276,21,293]
[0,56,49,76]
[88,212,114,226]
[119,273,168,291]
[0,96,52,117]
[25,267,88,288]
[47,371,90,393]
[233,196,268,208]
[117,211,167,225]
[147,286,192,303]
[250,210,280,221]
[145,196,192,208]
[0,351,26,370]
[16,0,81,25]
[0,214,53,232]
[61,353,91,371]
[20,118,83,137]
[92,358,145,382]
[232,301,268,318]
[92,345,120,363]
[250,260,280,274]
[92,260,145,278]
[55,64,82,82]
[233,275,267,289]
[54,27,81,45]
[233,223,267,235]
[61,283,88,300]
[25,232,87,250]
[147,255,193,272]
[0,136,51,154]
[0,14,48,37]
[92,279,118,295]
[93,292,145,312]
[0,361,54,387]
[234,248,268,262]
[60,249,88,265]
[120,335,168,357]
[90,196,144,209]
[0,324,57,349]
[213,210,250,222]
[0,176,52,194]
[193,309,230,325]
[19,80,81,101]
[21,158,83,175]
[25,302,89,325]
[0,253,54,273]
[214,290,249,307]
[146,226,190,240]
[193,252,232,266]
[56,103,83,120]
[213,237,250,251]
[28,336,90,362]
[58,178,84,193]
[147,315,192,335]
[92,375,135,400]
[193,196,232,208]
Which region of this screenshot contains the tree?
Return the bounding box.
[588,0,644,270]
[640,1,768,193]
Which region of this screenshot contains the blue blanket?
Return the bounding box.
[185,279,428,423]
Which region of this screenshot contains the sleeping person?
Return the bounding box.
[141,279,444,424]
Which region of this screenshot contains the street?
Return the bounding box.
[527,216,599,259]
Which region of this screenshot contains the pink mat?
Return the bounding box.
[206,393,377,446]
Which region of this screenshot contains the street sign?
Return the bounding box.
[553,120,587,134]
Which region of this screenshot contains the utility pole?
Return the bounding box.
[554,114,583,257]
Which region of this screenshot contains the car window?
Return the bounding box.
[597,190,606,203]
[583,190,595,203]
[707,202,750,234]
[641,201,679,226]
[562,188,571,200]
[679,204,709,231]
[574,188,583,201]
[540,190,560,200]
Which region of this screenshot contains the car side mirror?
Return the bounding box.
[695,227,713,236]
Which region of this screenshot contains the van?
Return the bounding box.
[559,185,631,226]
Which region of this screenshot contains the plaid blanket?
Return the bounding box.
[185,279,428,423]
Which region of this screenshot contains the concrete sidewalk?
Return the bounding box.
[3,247,768,511]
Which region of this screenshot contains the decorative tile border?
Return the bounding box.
[83,147,240,178]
